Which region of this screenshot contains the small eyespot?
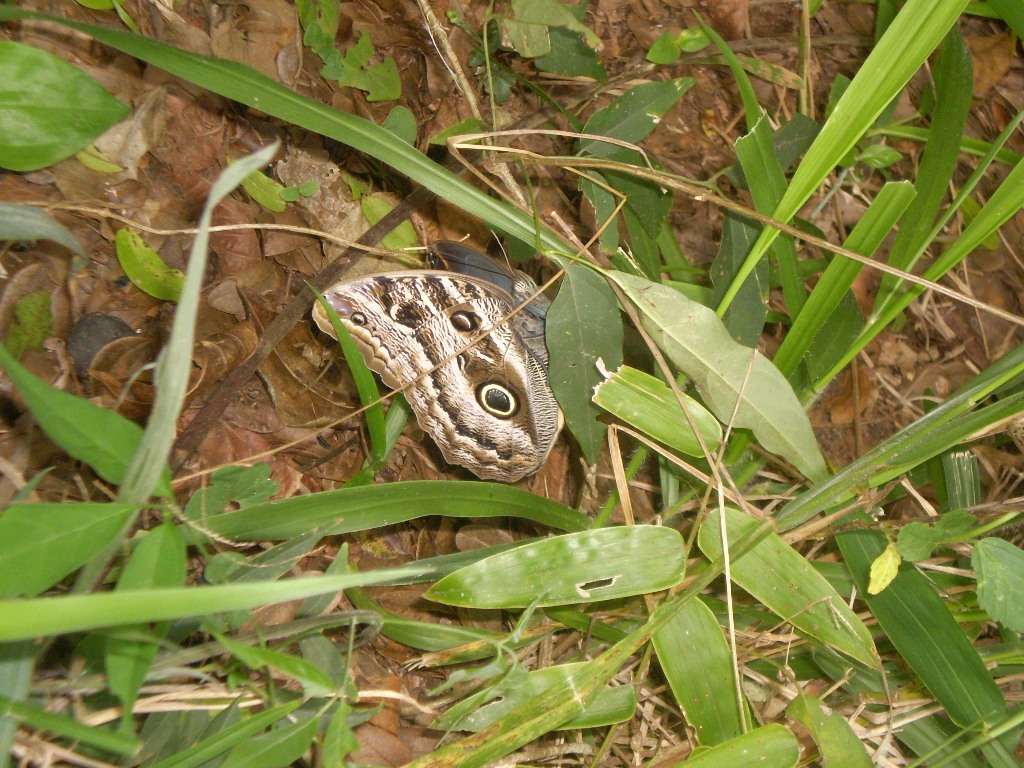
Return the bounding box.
[477,382,518,418]
[350,312,367,326]
[450,310,478,332]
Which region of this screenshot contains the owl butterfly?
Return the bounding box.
[313,242,563,482]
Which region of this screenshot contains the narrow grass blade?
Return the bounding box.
[837,530,1006,729]
[191,480,589,540]
[0,7,573,258]
[0,695,139,756]
[717,0,969,311]
[0,563,444,642]
[312,289,386,466]
[118,145,277,504]
[772,181,916,381]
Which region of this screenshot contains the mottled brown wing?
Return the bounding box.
[313,270,561,482]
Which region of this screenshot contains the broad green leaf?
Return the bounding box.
[837,529,1007,728]
[193,480,589,540]
[610,272,828,482]
[673,724,799,768]
[652,597,747,745]
[5,289,53,359]
[546,265,622,463]
[358,194,419,250]
[429,117,484,146]
[0,202,84,254]
[711,211,767,347]
[592,364,721,456]
[434,662,635,732]
[787,693,872,768]
[321,702,358,767]
[426,526,685,608]
[0,503,136,597]
[699,508,877,668]
[974,538,1024,633]
[115,229,184,301]
[535,22,607,82]
[0,342,172,495]
[503,0,601,58]
[578,78,694,157]
[0,41,129,171]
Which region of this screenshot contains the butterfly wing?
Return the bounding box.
[314,270,561,482]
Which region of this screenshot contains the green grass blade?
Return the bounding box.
[717,0,969,312]
[0,563,443,642]
[772,181,916,380]
[837,530,1006,729]
[0,7,572,258]
[190,480,589,540]
[0,695,139,756]
[674,724,800,768]
[118,145,277,503]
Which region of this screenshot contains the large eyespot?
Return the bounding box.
[450,310,478,333]
[350,312,367,326]
[477,382,519,418]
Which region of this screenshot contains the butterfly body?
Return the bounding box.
[314,243,561,482]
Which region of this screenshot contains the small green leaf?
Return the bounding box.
[426,526,685,609]
[577,78,694,157]
[502,0,601,58]
[868,541,901,594]
[858,143,903,169]
[241,167,288,212]
[75,144,123,173]
[5,290,53,359]
[359,195,419,250]
[115,229,184,301]
[676,725,800,768]
[546,265,623,464]
[896,522,941,562]
[429,118,484,146]
[0,41,129,171]
[322,32,400,102]
[592,364,721,457]
[974,537,1024,632]
[0,201,84,254]
[381,105,417,144]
